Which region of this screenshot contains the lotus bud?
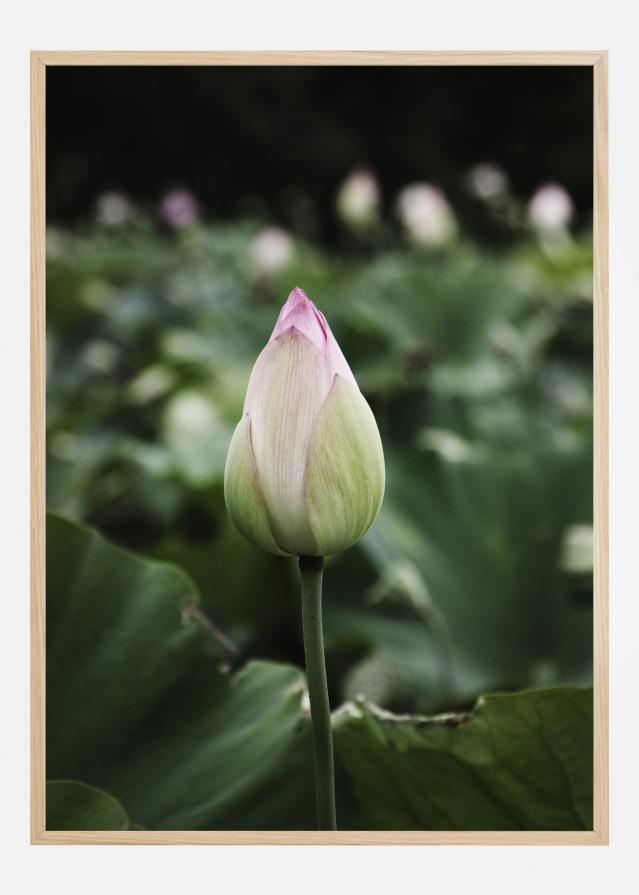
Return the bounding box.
[528,183,573,235]
[336,168,380,230]
[224,288,384,557]
[397,183,457,248]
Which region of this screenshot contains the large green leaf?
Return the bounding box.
[334,686,592,830]
[47,512,315,830]
[326,439,593,714]
[47,513,592,832]
[379,446,593,698]
[46,780,130,831]
[105,660,315,830]
[47,511,219,779]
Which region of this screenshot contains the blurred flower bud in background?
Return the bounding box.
[95,191,133,228]
[466,163,509,203]
[559,523,593,576]
[528,183,574,236]
[396,183,457,248]
[160,189,200,229]
[336,167,380,230]
[250,226,294,275]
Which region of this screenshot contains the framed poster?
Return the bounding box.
[31,51,608,844]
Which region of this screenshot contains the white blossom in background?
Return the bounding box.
[160,189,200,229]
[528,183,574,235]
[336,168,380,230]
[396,183,457,248]
[559,523,593,576]
[95,192,132,228]
[250,226,294,275]
[466,163,509,202]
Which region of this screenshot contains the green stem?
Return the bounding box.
[299,555,337,831]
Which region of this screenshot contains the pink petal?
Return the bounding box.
[270,288,356,385]
[270,287,326,354]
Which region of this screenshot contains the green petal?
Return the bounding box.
[245,328,331,556]
[305,376,385,556]
[224,415,290,556]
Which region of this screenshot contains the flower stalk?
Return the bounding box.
[299,555,336,831]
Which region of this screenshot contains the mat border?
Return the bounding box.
[30,49,608,846]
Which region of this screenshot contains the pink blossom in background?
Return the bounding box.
[396,183,457,247]
[250,226,294,274]
[160,189,200,229]
[528,183,574,235]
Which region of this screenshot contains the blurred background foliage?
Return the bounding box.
[45,66,593,828]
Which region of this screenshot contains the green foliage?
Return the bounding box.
[334,687,592,830]
[46,781,130,831]
[46,513,592,831]
[46,217,593,829]
[46,222,593,716]
[47,513,315,831]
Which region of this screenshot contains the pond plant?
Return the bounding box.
[224,288,385,829]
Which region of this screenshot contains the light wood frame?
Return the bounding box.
[30,50,609,846]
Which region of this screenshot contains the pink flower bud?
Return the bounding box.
[224,288,385,557]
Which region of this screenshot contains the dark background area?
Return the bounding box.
[47,65,592,243]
